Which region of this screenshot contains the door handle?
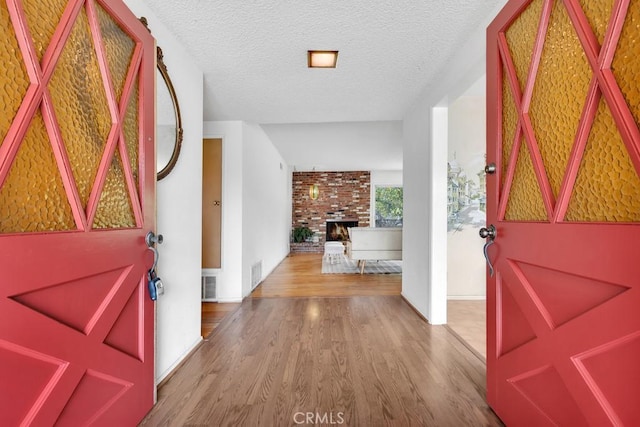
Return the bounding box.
[145,231,163,272]
[479,225,497,276]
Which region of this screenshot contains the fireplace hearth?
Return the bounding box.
[326,219,358,242]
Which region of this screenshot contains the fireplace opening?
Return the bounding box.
[326,220,358,241]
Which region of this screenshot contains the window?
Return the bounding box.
[375,187,403,227]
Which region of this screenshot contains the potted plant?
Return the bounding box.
[292,226,314,243]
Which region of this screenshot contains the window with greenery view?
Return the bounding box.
[375,187,403,227]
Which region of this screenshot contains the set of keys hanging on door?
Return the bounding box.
[146,231,165,301]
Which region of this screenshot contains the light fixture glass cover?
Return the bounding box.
[309,184,319,200]
[308,50,338,68]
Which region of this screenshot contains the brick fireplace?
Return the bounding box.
[291,171,370,253]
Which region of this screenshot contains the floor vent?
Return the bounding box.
[251,261,262,289]
[202,276,217,301]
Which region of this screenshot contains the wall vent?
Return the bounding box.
[251,261,263,289]
[202,276,217,301]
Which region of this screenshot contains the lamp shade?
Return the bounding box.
[309,184,319,200]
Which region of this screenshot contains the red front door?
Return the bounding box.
[487,0,640,425]
[0,0,156,425]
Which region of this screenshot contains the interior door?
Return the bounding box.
[0,0,156,425]
[202,138,222,269]
[486,0,640,425]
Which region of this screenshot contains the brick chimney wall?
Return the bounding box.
[292,171,370,250]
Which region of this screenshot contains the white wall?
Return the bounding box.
[242,123,291,296]
[401,1,507,323]
[124,0,204,382]
[262,121,403,171]
[203,121,291,300]
[447,94,487,298]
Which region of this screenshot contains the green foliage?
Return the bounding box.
[376,187,403,217]
[293,226,314,243]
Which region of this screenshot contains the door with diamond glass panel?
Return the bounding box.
[0,0,156,425]
[486,0,640,425]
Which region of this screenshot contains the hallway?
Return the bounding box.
[144,257,500,425]
[143,297,500,426]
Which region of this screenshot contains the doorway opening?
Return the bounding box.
[444,75,487,360]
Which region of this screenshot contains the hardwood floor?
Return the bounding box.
[251,253,401,298]
[447,300,486,360]
[153,254,500,425]
[202,302,242,338]
[143,296,501,426]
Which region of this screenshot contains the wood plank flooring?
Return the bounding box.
[251,254,401,298]
[143,296,501,426]
[202,302,242,338]
[447,300,486,360]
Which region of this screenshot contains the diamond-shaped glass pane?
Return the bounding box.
[505,0,544,92]
[92,150,136,229]
[528,0,591,198]
[0,4,30,147]
[611,0,640,130]
[22,0,68,60]
[48,8,113,210]
[0,109,75,232]
[95,2,136,102]
[566,97,640,222]
[505,138,548,221]
[577,0,614,46]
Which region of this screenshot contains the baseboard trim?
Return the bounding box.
[447,295,486,300]
[400,293,429,323]
[216,297,243,303]
[156,336,203,388]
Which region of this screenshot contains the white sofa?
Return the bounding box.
[346,227,402,273]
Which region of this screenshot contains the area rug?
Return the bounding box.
[321,255,402,274]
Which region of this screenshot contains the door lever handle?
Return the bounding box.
[479,225,497,277]
[145,231,163,274]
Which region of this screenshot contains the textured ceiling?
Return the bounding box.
[142,0,504,124]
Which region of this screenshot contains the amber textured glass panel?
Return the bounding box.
[96,3,136,102]
[566,98,640,222]
[611,0,640,129]
[529,1,591,198]
[505,140,548,221]
[0,110,75,233]
[93,151,136,229]
[505,0,544,91]
[124,78,139,184]
[48,9,112,209]
[577,0,614,45]
[22,0,68,60]
[502,67,518,188]
[0,4,30,147]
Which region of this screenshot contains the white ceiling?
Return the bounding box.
[143,0,503,169]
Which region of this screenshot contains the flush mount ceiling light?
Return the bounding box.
[308,50,338,68]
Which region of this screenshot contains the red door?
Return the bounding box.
[486,0,640,425]
[0,0,155,425]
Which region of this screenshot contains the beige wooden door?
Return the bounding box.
[202,138,222,268]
